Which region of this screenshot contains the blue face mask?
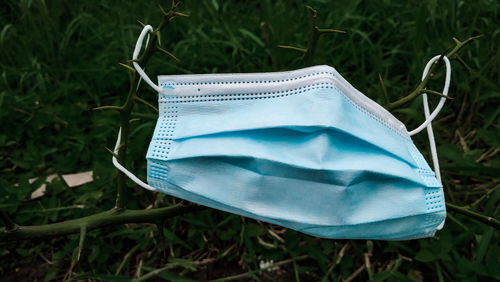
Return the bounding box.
[114,25,451,240]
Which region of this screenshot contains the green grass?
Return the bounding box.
[1,0,499,281]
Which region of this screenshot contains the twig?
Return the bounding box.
[157,46,181,62]
[419,89,453,100]
[386,35,481,110]
[0,204,203,241]
[471,184,498,208]
[344,264,365,282]
[134,96,159,113]
[133,256,215,282]
[278,5,345,67]
[446,202,500,230]
[378,73,389,104]
[364,253,372,280]
[303,6,344,66]
[277,45,307,53]
[118,62,136,72]
[92,105,123,111]
[449,35,483,58]
[77,225,87,262]
[317,28,346,34]
[115,245,141,275]
[137,20,146,27]
[104,146,120,159]
[115,0,183,209]
[293,259,300,282]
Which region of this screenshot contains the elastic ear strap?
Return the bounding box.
[132,25,164,93]
[409,55,451,184]
[408,55,451,136]
[112,128,157,192]
[422,93,442,183]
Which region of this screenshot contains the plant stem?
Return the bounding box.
[92,105,123,111]
[115,3,180,209]
[0,204,203,241]
[302,6,345,66]
[303,26,320,67]
[378,73,390,105]
[77,225,87,262]
[386,35,481,110]
[276,45,307,53]
[134,96,159,113]
[419,89,453,100]
[278,5,344,67]
[446,203,500,230]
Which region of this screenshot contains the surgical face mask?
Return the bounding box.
[113,25,450,240]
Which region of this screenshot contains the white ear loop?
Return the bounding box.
[408,56,451,137]
[132,25,164,93]
[409,55,450,231]
[112,128,157,191]
[408,55,451,184]
[110,25,161,192]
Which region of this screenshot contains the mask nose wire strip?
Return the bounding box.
[132,25,164,93]
[408,55,451,184]
[112,127,157,192]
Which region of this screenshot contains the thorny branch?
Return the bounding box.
[385,35,482,110]
[115,0,184,210]
[278,5,346,67]
[1,1,200,241]
[0,204,203,241]
[446,203,500,230]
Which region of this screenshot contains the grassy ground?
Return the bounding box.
[0,0,499,281]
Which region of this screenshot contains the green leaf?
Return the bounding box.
[415,249,437,262]
[43,267,58,282]
[88,245,99,263]
[457,257,489,276]
[368,271,392,282]
[163,228,192,250]
[239,28,265,47]
[16,248,30,256]
[210,0,219,11]
[244,223,265,237]
[477,128,500,147]
[476,227,494,263]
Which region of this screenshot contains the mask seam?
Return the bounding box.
[424,190,445,212]
[159,81,333,101]
[148,159,169,178]
[167,71,337,86]
[405,143,445,221]
[338,89,408,139]
[149,105,178,160]
[158,82,408,139]
[406,141,442,187]
[159,67,409,138]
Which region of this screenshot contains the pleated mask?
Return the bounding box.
[113,25,451,240]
